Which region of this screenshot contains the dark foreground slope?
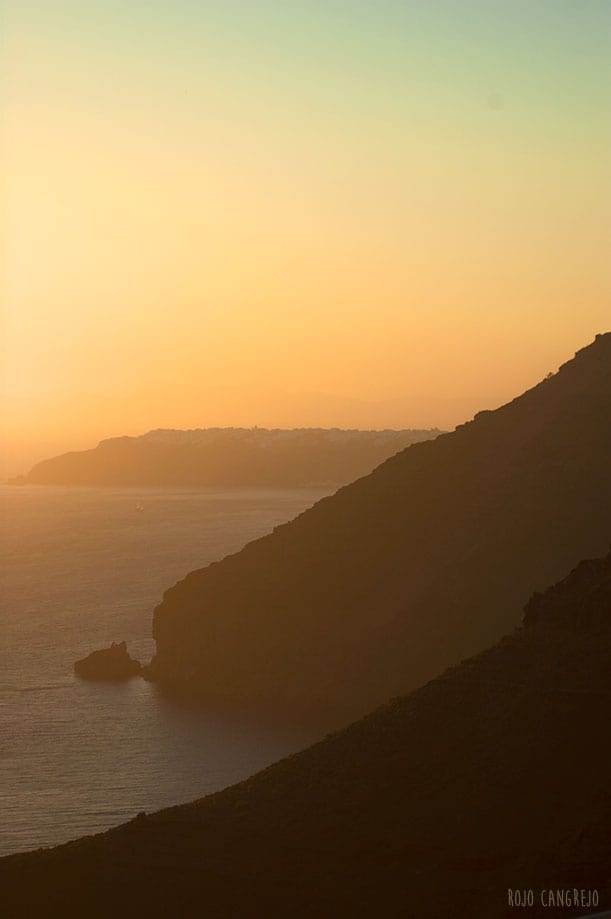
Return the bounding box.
[148,334,611,720]
[3,553,611,918]
[11,427,440,487]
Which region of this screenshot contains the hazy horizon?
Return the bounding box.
[2,1,610,476]
[3,334,609,480]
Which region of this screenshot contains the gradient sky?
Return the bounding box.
[2,1,610,475]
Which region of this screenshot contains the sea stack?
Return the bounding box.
[74,642,142,681]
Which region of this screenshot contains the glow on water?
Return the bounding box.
[0,484,331,855]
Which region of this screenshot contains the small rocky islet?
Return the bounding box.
[74,641,142,681]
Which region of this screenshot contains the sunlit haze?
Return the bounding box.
[2,0,610,476]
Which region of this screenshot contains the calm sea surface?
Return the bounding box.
[0,483,332,856]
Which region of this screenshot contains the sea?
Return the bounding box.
[0,483,333,856]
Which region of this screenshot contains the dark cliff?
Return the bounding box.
[12,427,440,487]
[3,552,611,918]
[148,334,611,719]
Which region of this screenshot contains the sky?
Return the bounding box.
[1,0,610,475]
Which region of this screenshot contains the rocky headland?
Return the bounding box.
[147,333,611,722]
[3,551,611,917]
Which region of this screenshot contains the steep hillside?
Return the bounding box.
[3,552,611,918]
[10,427,440,487]
[148,334,611,719]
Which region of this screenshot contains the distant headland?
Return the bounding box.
[146,333,611,721]
[8,427,442,488]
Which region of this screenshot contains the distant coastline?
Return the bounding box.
[8,427,442,488]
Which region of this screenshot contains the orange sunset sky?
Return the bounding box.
[1,1,610,476]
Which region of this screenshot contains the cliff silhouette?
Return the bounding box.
[147,334,611,720]
[3,551,611,917]
[10,427,441,487]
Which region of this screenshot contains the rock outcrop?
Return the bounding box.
[148,333,611,721]
[4,552,611,917]
[524,551,611,629]
[74,642,142,681]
